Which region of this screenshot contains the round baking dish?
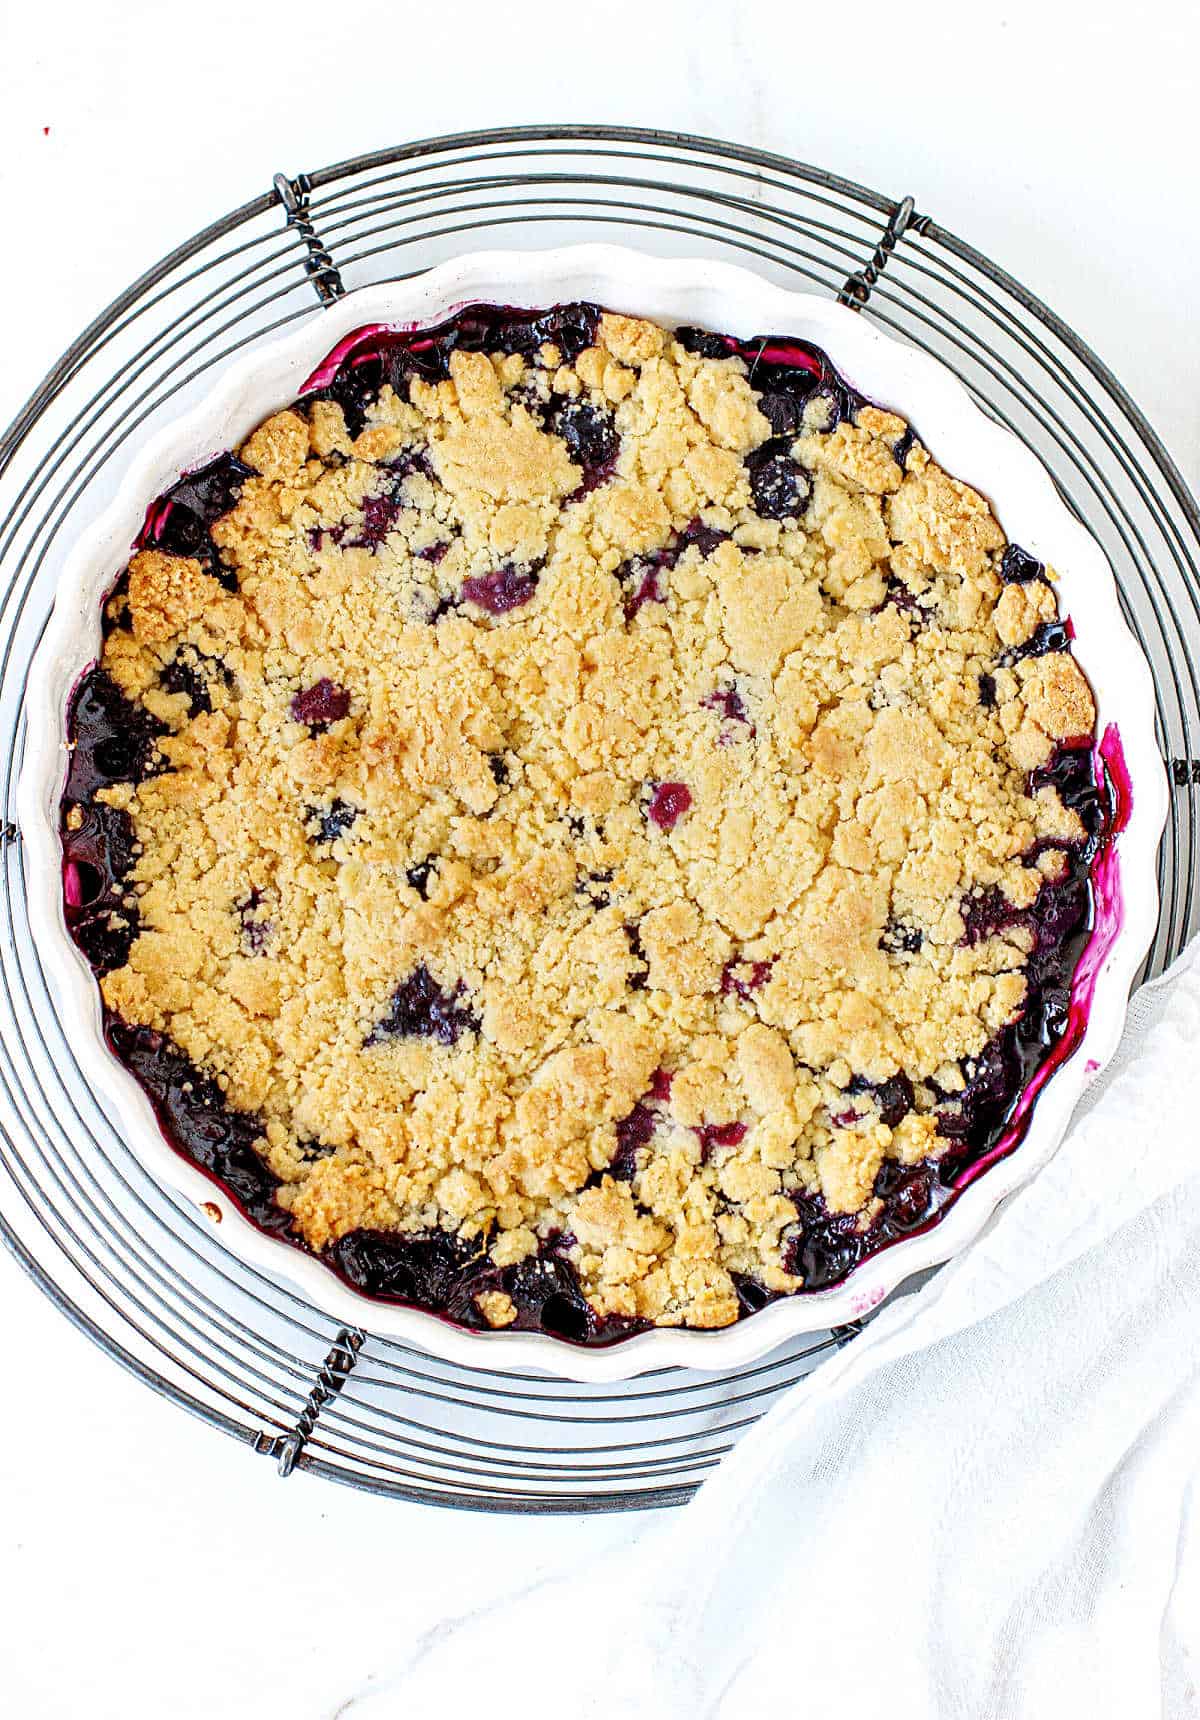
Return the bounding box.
[17,246,1168,1382]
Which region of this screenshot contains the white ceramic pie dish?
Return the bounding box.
[18,245,1167,1382]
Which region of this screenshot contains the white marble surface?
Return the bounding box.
[1,2,1197,1714]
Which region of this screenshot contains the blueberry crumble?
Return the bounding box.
[60,302,1110,1343]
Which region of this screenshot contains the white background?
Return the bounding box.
[2,3,1197,1715]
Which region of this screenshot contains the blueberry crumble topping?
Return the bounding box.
[61,303,1109,1342]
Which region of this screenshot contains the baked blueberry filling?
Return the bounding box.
[676,517,730,556]
[60,669,167,975]
[160,648,232,717]
[891,424,919,470]
[307,798,359,846]
[64,667,164,800]
[298,1138,337,1163]
[327,1225,641,1344]
[589,1069,675,1190]
[645,781,692,830]
[745,440,812,520]
[619,555,668,620]
[731,1271,777,1316]
[674,325,856,426]
[61,801,141,976]
[625,921,650,991]
[105,1018,293,1237]
[648,1069,672,1105]
[1031,745,1108,841]
[998,619,1072,668]
[60,304,1114,1342]
[347,487,406,553]
[702,682,752,732]
[721,958,774,999]
[405,859,436,899]
[339,448,434,552]
[608,1100,658,1181]
[697,1120,748,1163]
[547,399,620,492]
[616,516,729,621]
[328,1226,487,1317]
[577,868,613,908]
[880,574,928,620]
[290,678,351,731]
[366,965,480,1048]
[460,565,540,614]
[1000,543,1045,584]
[139,453,256,589]
[880,919,924,956]
[302,302,604,439]
[782,1161,942,1293]
[846,1072,915,1129]
[237,889,273,955]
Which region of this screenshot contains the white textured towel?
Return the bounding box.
[358,942,1200,1719]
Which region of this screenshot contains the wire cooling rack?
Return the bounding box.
[1,126,1197,1514]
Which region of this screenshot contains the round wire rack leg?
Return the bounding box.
[1,125,1197,1513]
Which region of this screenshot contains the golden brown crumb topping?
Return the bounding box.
[86,311,1095,1330]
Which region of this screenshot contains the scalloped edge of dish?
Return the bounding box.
[17,245,1168,1382]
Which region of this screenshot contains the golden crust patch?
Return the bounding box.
[126,551,227,645]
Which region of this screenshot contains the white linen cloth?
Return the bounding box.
[355,941,1200,1719]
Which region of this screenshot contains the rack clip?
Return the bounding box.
[273,173,346,307]
[1172,758,1200,786]
[838,195,923,311]
[263,1327,365,1478]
